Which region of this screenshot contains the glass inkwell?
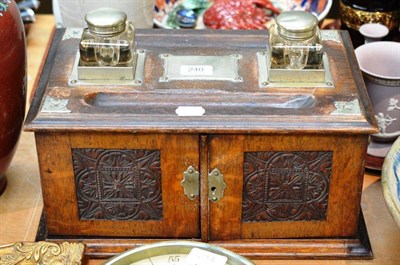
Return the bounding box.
[270,11,323,70]
[80,8,135,67]
[75,7,146,83]
[259,10,332,86]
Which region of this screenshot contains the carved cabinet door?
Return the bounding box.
[208,134,366,240]
[36,132,200,238]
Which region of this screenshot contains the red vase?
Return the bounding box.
[0,0,26,195]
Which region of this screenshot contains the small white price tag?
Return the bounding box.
[175,106,205,117]
[185,248,228,265]
[180,65,213,76]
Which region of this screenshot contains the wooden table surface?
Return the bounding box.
[9,15,400,264]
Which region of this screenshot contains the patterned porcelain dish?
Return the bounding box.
[154,0,332,29]
[382,137,400,228]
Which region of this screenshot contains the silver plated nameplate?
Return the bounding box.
[159,54,243,82]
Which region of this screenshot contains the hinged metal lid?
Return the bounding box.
[85,8,126,35]
[276,11,318,40]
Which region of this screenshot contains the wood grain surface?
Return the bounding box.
[2,14,398,265]
[36,132,200,238]
[24,22,384,261]
[25,29,377,135]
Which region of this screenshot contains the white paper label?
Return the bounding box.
[185,248,227,265]
[180,65,213,76]
[148,254,188,264]
[175,106,205,117]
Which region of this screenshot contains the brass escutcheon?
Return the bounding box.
[181,166,199,200]
[208,168,227,203]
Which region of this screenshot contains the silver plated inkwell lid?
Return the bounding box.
[276,11,318,40]
[85,7,127,35]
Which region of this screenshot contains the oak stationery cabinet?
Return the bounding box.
[25,28,377,259]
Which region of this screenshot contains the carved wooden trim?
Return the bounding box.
[72,148,163,221]
[0,242,85,265]
[242,151,332,222]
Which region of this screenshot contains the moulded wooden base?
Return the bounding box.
[36,212,373,260]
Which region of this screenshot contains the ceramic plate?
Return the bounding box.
[154,0,332,29]
[154,0,205,29]
[381,137,400,227]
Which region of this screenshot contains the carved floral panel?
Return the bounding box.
[242,151,332,222]
[72,148,163,221]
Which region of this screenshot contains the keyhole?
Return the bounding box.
[211,186,217,194]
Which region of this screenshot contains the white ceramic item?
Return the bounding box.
[381,136,400,228]
[359,23,389,44]
[52,0,155,28]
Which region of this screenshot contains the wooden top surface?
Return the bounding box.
[24,28,377,134]
[3,16,397,265]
